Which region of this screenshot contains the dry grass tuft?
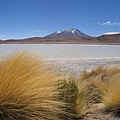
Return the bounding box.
[100,75,120,111]
[57,78,79,115]
[79,66,120,82]
[76,66,120,116]
[66,66,120,118]
[75,80,101,116]
[0,52,64,120]
[80,66,120,113]
[57,77,91,117]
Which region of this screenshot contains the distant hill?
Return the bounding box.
[45,28,92,39]
[1,29,120,45]
[2,36,93,44]
[0,40,3,43]
[94,34,120,43]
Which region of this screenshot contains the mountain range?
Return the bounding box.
[0,28,120,45]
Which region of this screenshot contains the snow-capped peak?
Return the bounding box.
[45,28,92,39]
[67,29,77,33]
[71,29,77,33]
[56,31,61,33]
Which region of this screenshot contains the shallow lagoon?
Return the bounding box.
[0,44,120,59]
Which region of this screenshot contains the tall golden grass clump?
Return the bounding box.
[100,75,120,111]
[0,52,64,120]
[57,77,89,118]
[57,75,102,118]
[75,80,101,116]
[79,66,120,112]
[57,78,79,114]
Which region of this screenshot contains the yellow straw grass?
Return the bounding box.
[100,75,120,111]
[0,52,64,120]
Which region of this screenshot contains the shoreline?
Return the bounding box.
[1,42,120,46]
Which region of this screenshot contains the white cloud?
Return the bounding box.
[30,30,49,37]
[100,21,120,26]
[103,32,120,35]
[31,30,44,33]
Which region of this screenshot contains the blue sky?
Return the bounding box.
[0,0,120,40]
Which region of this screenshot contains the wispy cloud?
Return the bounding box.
[30,30,49,37]
[97,21,120,26]
[30,30,44,33]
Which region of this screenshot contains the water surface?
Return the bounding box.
[0,44,120,59]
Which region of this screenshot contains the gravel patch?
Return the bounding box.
[47,58,120,77]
